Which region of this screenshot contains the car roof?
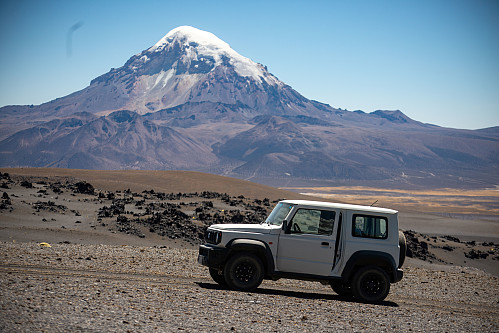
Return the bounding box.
[279,199,398,215]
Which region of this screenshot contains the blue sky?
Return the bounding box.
[1,0,498,129]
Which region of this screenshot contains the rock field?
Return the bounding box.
[0,170,498,331]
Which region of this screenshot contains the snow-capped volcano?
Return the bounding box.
[148,26,267,81]
[56,25,317,117]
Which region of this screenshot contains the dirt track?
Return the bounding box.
[1,242,497,332]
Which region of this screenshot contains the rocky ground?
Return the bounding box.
[0,172,276,248]
[0,170,498,331]
[1,171,497,275]
[0,242,497,332]
[403,230,499,275]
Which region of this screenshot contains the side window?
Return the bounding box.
[290,209,335,235]
[352,214,388,239]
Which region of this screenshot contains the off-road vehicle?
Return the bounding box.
[198,200,406,303]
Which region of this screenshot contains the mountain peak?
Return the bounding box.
[151,26,231,53]
[372,110,415,124]
[148,26,264,80]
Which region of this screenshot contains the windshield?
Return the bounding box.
[264,202,293,226]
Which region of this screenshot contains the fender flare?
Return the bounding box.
[341,250,397,283]
[226,239,275,273]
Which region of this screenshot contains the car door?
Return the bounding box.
[276,208,337,276]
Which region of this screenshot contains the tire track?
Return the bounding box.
[0,263,201,286]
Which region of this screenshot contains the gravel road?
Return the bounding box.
[1,242,497,332]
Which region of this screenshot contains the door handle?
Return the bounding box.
[321,242,329,246]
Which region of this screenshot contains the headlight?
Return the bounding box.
[206,229,222,245]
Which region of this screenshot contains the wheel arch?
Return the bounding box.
[226,239,274,274]
[341,250,397,283]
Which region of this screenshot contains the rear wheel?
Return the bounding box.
[330,281,352,296]
[352,266,390,303]
[209,268,227,286]
[224,253,264,291]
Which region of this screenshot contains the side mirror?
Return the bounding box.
[282,220,291,234]
[282,219,287,231]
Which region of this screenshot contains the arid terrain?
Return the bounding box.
[283,185,499,217]
[1,242,497,332]
[0,168,498,331]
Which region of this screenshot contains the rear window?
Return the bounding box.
[352,214,387,239]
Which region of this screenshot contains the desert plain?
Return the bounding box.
[0,168,498,332]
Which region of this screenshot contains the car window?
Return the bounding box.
[352,214,387,239]
[290,209,335,235]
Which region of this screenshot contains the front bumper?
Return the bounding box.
[198,244,229,268]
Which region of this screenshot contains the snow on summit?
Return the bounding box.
[149,26,265,81]
[150,26,232,53]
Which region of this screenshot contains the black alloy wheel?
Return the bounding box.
[224,253,264,291]
[209,268,227,286]
[352,266,390,303]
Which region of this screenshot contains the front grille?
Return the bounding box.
[205,229,222,244]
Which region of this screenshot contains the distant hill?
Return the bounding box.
[0,168,309,201]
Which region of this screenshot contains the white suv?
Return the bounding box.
[198,200,406,303]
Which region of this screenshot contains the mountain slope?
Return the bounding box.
[0,110,218,170]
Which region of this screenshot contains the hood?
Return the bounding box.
[209,223,274,234]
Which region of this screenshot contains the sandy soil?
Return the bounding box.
[0,168,310,201]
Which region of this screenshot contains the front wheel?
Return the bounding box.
[352,266,390,303]
[209,268,227,286]
[224,253,264,291]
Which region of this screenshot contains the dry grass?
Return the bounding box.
[281,186,499,216]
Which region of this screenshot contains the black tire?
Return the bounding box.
[330,281,352,296]
[209,268,227,286]
[399,230,407,268]
[224,252,264,291]
[352,266,390,303]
